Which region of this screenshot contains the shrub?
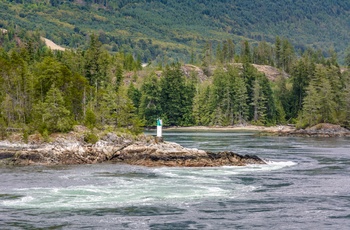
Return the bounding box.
[84,132,99,144]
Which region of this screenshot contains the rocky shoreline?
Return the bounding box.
[0,131,265,167]
[258,123,350,137]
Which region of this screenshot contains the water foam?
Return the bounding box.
[1,160,296,210]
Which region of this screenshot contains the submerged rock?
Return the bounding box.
[0,137,265,167]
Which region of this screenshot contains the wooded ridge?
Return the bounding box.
[1,0,350,63]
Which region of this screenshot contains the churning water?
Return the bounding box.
[1,130,350,229]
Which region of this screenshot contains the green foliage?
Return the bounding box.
[0,116,7,140]
[159,63,195,126]
[84,131,99,144]
[127,83,141,113]
[34,86,73,133]
[42,128,50,143]
[0,22,350,135]
[139,73,162,126]
[1,0,350,63]
[22,127,29,143]
[84,108,97,130]
[251,79,267,124]
[297,64,343,127]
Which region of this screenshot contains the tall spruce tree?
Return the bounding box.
[159,63,195,126]
[36,86,72,133]
[139,73,162,126]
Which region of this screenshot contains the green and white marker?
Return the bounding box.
[157,118,162,137]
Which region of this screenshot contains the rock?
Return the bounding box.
[0,137,266,167]
[111,142,265,167]
[258,123,350,137]
[281,123,350,137]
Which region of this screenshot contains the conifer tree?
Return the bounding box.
[227,39,235,63]
[345,47,350,68]
[139,73,161,126]
[251,79,266,124]
[241,40,251,63]
[298,82,320,127]
[159,63,195,126]
[84,34,102,86]
[127,82,141,114]
[289,56,315,118]
[275,36,282,68]
[39,86,72,133]
[233,76,249,124]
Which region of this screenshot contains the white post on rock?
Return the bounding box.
[156,118,162,137]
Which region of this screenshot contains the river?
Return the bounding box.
[1,130,350,229]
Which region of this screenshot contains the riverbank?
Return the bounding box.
[165,125,296,132]
[166,123,350,137]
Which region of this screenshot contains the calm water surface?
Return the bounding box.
[1,130,350,229]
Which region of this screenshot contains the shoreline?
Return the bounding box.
[164,125,296,132]
[164,123,350,137]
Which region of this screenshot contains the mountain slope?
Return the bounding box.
[1,0,350,62]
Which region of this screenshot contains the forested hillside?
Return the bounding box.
[1,0,350,63]
[1,28,350,141]
[1,0,350,140]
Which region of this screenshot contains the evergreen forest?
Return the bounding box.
[1,0,350,63]
[1,27,350,140]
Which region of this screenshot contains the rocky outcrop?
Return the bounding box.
[110,141,265,167]
[260,123,350,137]
[290,124,350,137]
[0,134,265,167]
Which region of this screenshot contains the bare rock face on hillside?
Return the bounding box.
[181,64,209,82]
[252,64,289,81]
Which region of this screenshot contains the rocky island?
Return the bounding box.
[0,127,265,167]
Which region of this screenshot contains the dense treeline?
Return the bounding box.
[1,0,350,63]
[1,29,350,141]
[0,31,144,137]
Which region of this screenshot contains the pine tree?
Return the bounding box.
[127,82,141,114]
[251,79,266,124]
[275,36,282,68]
[139,73,162,126]
[298,82,320,127]
[227,39,235,63]
[84,34,102,86]
[39,86,72,133]
[298,65,338,127]
[233,76,249,124]
[345,47,350,68]
[241,40,251,63]
[216,43,223,64]
[343,72,350,128]
[289,57,315,118]
[281,39,295,73]
[159,63,195,126]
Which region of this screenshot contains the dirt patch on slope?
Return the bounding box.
[41,37,65,51]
